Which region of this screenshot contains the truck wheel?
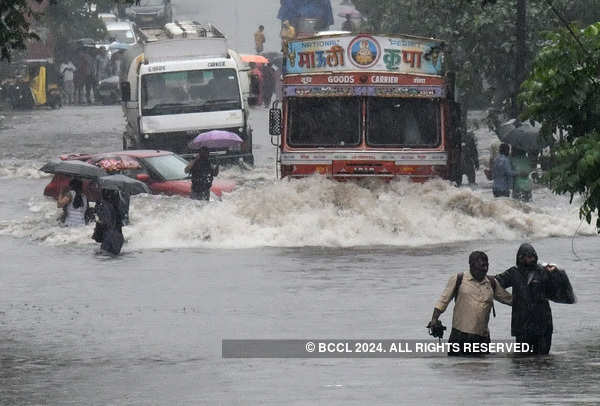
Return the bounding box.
[243,155,255,167]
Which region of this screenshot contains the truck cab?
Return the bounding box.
[121,22,253,165]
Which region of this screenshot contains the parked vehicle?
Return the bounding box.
[105,21,139,47]
[124,0,173,29]
[98,13,118,25]
[43,150,236,200]
[120,21,254,165]
[5,59,62,109]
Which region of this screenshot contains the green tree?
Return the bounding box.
[0,0,42,61]
[1,0,132,61]
[520,22,600,230]
[352,0,600,116]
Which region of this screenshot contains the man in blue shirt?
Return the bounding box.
[493,143,519,197]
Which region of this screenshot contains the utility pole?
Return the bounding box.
[513,0,527,118]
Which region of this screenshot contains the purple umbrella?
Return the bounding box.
[188,130,243,150]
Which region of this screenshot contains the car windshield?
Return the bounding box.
[142,154,189,181]
[141,69,241,116]
[367,98,441,147]
[108,29,135,44]
[287,97,361,147]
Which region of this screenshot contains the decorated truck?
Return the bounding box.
[269,33,463,182]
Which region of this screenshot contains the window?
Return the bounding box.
[142,154,189,181]
[367,98,441,147]
[141,69,241,116]
[287,97,361,147]
[108,29,135,44]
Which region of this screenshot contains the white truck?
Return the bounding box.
[120,22,254,165]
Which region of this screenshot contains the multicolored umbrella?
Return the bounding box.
[188,130,243,150]
[91,156,142,173]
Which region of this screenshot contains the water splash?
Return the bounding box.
[2,177,593,249]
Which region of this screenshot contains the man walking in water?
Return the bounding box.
[428,251,512,355]
[495,243,576,354]
[185,147,219,201]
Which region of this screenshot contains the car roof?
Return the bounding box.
[106,21,135,31]
[94,150,175,159]
[61,150,175,161]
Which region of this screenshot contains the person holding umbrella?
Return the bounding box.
[57,178,88,227]
[185,147,219,201]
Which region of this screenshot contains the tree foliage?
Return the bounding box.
[520,22,600,230]
[1,0,132,61]
[0,0,42,61]
[352,0,600,114]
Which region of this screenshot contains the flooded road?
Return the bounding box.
[0,101,599,405]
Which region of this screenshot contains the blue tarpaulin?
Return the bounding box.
[277,0,334,27]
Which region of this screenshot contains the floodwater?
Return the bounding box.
[1,103,599,405]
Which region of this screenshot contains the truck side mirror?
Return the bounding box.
[120,82,131,102]
[269,108,282,136]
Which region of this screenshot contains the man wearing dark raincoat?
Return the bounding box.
[495,243,576,355]
[93,189,124,255]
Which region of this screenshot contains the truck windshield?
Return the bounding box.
[367,98,441,147]
[287,97,361,147]
[141,69,241,116]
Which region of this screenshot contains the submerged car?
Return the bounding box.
[44,150,235,200]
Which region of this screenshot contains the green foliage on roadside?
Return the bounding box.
[542,133,600,230]
[0,0,42,61]
[1,0,132,61]
[351,0,600,113]
[520,22,600,231]
[520,22,600,140]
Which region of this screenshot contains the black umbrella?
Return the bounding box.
[40,159,107,179]
[98,174,151,195]
[496,119,548,153]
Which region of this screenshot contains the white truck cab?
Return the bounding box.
[121,22,253,164]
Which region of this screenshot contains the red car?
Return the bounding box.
[44,150,235,200]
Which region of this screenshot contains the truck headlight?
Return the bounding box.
[144,134,150,139]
